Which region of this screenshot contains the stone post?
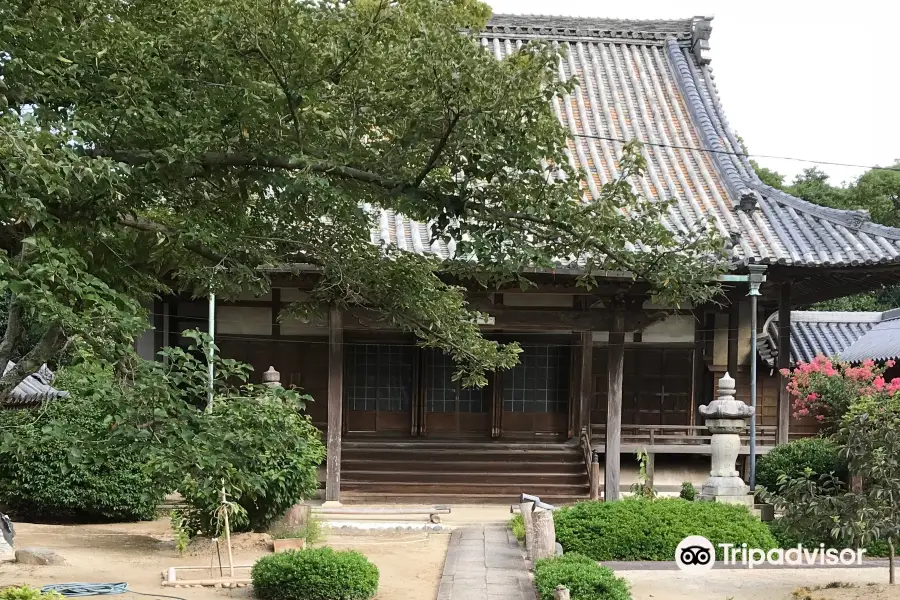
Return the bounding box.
[0,513,14,562]
[532,508,556,560]
[699,372,754,505]
[262,366,282,388]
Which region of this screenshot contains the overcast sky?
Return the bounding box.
[487,0,899,186]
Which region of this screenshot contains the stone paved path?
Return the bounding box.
[438,524,537,600]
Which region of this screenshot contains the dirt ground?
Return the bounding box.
[0,518,449,600]
[621,568,898,600]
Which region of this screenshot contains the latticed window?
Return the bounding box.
[502,344,569,413]
[345,343,413,411]
[424,350,488,413]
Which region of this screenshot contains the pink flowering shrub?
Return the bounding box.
[781,356,900,433]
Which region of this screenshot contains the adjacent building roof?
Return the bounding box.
[1,362,69,407]
[759,309,900,367]
[372,15,900,268]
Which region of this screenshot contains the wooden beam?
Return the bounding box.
[777,282,792,445]
[271,288,282,337]
[691,312,704,428]
[325,306,343,503]
[727,301,739,376]
[579,332,593,436]
[604,308,625,501]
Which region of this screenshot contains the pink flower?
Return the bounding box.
[886,360,896,368]
[806,393,818,401]
[874,377,886,391]
[816,415,825,422]
[798,408,809,417]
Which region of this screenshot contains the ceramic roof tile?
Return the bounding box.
[372,15,900,267]
[2,362,69,408]
[758,310,900,367]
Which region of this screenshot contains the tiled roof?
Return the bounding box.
[839,309,900,363]
[371,15,900,268]
[2,361,69,407]
[759,309,900,367]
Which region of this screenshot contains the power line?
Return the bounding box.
[571,133,900,174]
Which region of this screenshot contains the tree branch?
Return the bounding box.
[414,109,462,187]
[87,149,460,205]
[250,42,303,146]
[117,216,227,263]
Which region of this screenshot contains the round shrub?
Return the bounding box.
[679,482,696,502]
[534,553,631,600]
[0,364,163,522]
[756,438,847,493]
[554,498,776,561]
[252,548,379,600]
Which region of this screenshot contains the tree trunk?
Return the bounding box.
[532,507,556,560]
[0,295,24,369]
[0,325,66,399]
[890,538,895,585]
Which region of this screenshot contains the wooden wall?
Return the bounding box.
[215,338,330,431]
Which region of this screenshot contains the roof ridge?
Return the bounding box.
[484,14,700,41]
[788,311,885,323]
[750,181,900,241]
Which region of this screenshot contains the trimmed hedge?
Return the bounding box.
[0,365,162,522]
[534,554,631,600]
[756,438,847,492]
[554,498,776,561]
[251,548,379,600]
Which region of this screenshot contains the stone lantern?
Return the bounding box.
[698,372,754,504]
[262,366,282,388]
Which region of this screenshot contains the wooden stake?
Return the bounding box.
[220,487,235,578]
[889,538,895,585]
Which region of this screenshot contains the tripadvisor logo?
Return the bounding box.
[675,536,867,573]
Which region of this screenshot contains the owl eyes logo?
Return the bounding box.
[675,536,716,574]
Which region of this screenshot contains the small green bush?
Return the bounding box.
[756,438,847,493]
[1,586,65,600]
[252,548,379,600]
[534,553,631,600]
[554,498,776,561]
[510,514,525,541]
[679,482,696,501]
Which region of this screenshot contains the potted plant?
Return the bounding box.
[270,517,321,553]
[273,530,306,553]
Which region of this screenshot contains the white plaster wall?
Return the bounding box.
[216,306,272,335]
[502,293,573,308]
[641,314,694,343]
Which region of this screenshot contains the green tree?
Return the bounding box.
[0,0,726,396]
[765,393,900,584]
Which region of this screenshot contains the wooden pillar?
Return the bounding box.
[727,300,739,377]
[579,332,593,435]
[777,282,791,445]
[325,306,343,503]
[604,307,625,501]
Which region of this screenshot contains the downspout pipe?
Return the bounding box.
[747,265,767,493]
